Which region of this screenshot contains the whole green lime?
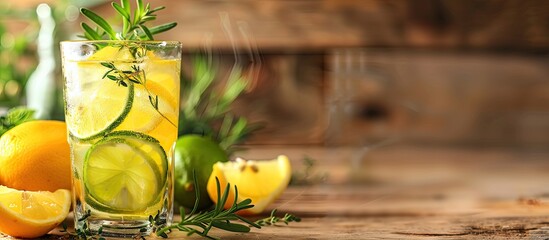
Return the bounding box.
[174,135,228,210]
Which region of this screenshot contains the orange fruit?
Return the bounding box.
[206,155,292,215]
[0,120,71,192]
[0,185,71,238]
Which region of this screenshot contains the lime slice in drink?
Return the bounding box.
[83,131,167,213]
[65,75,134,141]
[105,131,168,184]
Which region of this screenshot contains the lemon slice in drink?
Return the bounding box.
[145,60,180,95]
[83,131,167,213]
[65,76,134,140]
[146,111,178,153]
[87,46,135,61]
[114,78,178,133]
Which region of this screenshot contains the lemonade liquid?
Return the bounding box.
[61,41,181,236]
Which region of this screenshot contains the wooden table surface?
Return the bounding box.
[5,145,549,239]
[175,146,549,240]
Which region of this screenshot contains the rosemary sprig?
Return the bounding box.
[155,172,299,239]
[79,1,178,129]
[61,209,105,240]
[67,173,299,239]
[156,175,262,239]
[254,209,301,226]
[80,0,176,41]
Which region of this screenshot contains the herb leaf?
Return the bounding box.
[155,176,299,239]
[139,25,153,40]
[148,22,177,35]
[211,222,250,233]
[136,0,144,17]
[121,0,131,14]
[0,107,35,137]
[79,0,177,41]
[255,209,301,226]
[80,8,116,39]
[150,6,166,14]
[81,22,102,40]
[112,2,130,21]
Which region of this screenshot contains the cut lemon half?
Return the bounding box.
[83,131,167,213]
[65,77,134,140]
[0,186,71,238]
[207,155,292,215]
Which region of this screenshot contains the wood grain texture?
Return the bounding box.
[79,0,549,51]
[7,146,549,239]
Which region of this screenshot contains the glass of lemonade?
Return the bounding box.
[60,41,181,236]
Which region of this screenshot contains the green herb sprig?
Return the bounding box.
[156,176,262,239]
[60,209,106,240]
[80,0,176,41]
[155,173,299,239]
[78,0,178,128]
[0,107,35,137]
[66,173,299,239]
[254,209,301,226]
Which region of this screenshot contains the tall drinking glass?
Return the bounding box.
[60,41,181,236]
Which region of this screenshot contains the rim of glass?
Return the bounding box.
[60,40,181,45]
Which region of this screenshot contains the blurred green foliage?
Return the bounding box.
[179,54,263,155]
[0,0,83,118]
[0,5,37,109]
[0,107,35,137]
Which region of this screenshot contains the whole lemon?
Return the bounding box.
[174,135,228,210]
[0,120,71,191]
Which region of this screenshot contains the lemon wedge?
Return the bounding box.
[207,155,292,215]
[0,186,71,238]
